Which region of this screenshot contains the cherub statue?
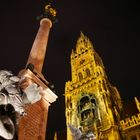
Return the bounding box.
[68,124,96,140]
[0,70,42,140]
[68,124,82,140]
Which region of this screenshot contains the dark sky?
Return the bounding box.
[0,0,140,138]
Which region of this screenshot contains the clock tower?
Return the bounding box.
[65,33,122,139]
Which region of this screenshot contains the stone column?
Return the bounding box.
[18,12,57,140]
[27,18,52,72]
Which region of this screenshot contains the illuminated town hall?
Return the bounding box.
[64,33,140,140]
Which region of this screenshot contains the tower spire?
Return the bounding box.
[134,97,140,112]
[75,32,94,55]
[80,31,84,38]
[54,131,58,140]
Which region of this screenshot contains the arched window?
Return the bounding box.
[80,96,89,105]
[97,72,99,76]
[91,98,96,106]
[86,68,91,77]
[78,72,83,81]
[66,97,69,108]
[103,80,107,91]
[70,97,72,108]
[78,95,98,124]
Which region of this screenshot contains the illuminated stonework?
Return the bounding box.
[65,33,140,140]
[120,113,140,131]
[119,97,140,139]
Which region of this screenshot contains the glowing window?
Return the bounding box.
[78,72,83,81]
[86,68,91,77]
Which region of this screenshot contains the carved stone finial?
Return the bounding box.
[80,31,85,38]
[134,97,140,112]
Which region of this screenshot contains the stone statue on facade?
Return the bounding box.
[68,124,96,140]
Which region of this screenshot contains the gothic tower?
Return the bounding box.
[65,33,123,140]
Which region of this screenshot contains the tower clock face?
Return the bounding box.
[77,94,97,127]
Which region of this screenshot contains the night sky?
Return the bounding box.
[0,0,139,138]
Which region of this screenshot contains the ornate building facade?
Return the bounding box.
[65,33,140,140]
